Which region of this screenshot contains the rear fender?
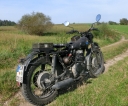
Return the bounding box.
[24,52,39,70]
[22,51,45,83]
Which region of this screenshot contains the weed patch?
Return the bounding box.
[93,23,120,41]
[0,70,19,102]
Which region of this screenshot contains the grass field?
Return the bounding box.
[0,24,128,105]
[109,25,128,39]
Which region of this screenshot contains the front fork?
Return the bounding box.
[91,43,101,66]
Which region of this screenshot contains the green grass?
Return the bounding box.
[0,70,19,103]
[102,41,128,60]
[109,25,128,39]
[0,25,119,69]
[51,24,90,32]
[0,25,126,104]
[49,56,128,106]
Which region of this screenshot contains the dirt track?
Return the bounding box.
[3,37,128,106]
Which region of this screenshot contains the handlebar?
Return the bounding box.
[92,28,99,31]
[87,28,99,32]
[66,26,99,35]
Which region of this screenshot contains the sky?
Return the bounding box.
[0,0,128,24]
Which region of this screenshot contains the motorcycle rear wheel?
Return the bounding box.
[21,57,58,106]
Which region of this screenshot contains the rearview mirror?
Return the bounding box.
[96,14,101,22]
[64,21,70,26]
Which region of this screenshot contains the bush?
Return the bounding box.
[108,21,118,25]
[17,12,53,35]
[93,23,119,41]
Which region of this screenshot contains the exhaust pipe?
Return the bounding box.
[52,78,74,90]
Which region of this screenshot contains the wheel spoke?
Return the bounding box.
[29,63,54,98]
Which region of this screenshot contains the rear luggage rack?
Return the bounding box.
[32,43,54,53]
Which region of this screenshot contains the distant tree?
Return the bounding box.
[17,12,53,35]
[0,20,16,26]
[120,18,128,25]
[101,22,108,24]
[108,21,118,25]
[0,20,2,26]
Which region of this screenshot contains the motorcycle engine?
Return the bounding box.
[72,50,86,77]
[63,56,71,64]
[75,50,85,62]
[63,53,72,64]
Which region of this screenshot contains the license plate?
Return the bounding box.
[16,65,25,83]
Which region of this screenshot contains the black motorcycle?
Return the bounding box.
[16,14,105,106]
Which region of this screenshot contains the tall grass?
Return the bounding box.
[0,24,122,103]
[93,23,120,41]
[0,25,119,69]
[51,24,90,33]
[0,70,18,102]
[0,27,58,102]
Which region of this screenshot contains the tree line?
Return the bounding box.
[1,12,128,36]
[0,20,16,26]
[108,18,128,25]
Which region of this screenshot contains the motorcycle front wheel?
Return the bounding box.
[21,57,58,106]
[89,51,105,78]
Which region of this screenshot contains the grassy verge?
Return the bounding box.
[0,70,18,102]
[0,25,122,103]
[102,41,128,60]
[49,56,128,106]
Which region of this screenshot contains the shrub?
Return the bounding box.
[108,21,118,25]
[93,23,119,41]
[17,12,53,35]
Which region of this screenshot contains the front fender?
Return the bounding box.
[92,42,100,52]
